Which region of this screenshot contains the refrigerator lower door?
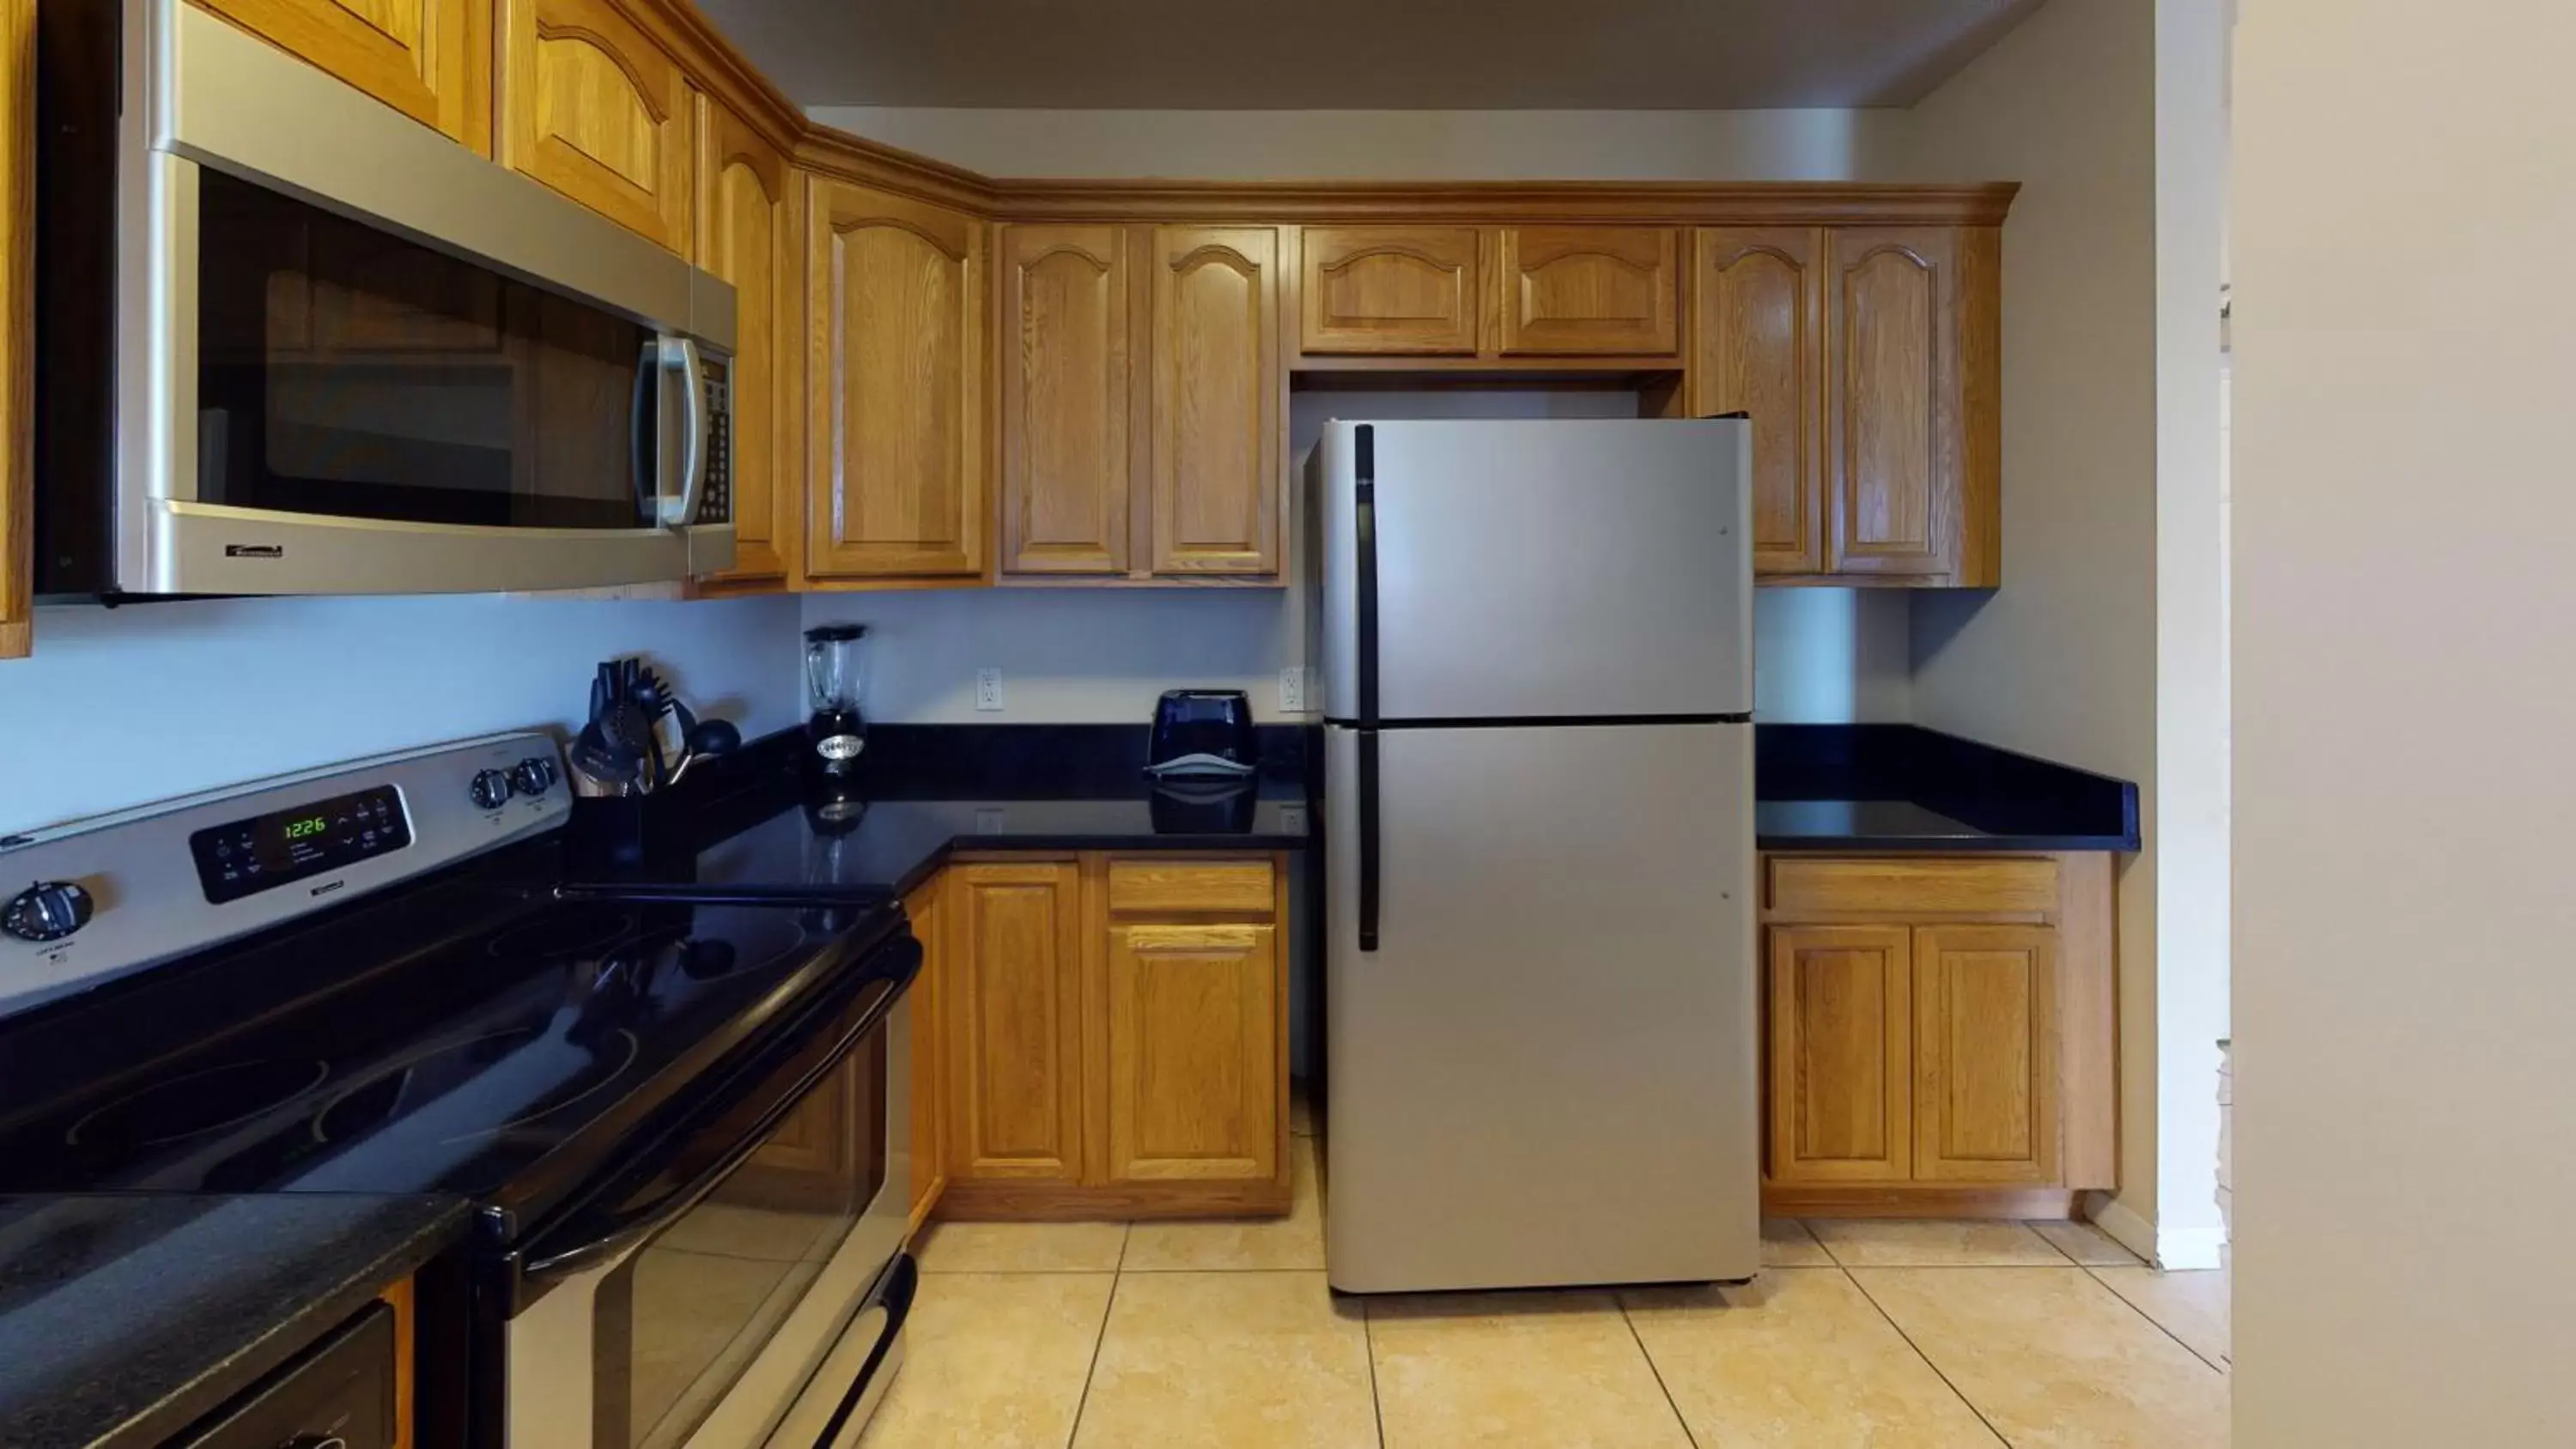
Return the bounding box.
[1323,720,1758,1292]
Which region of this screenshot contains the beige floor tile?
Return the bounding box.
[1853,1267,2230,1448]
[1624,1270,2002,1448]
[1810,1219,2073,1268]
[1367,1289,1693,1448]
[1072,1271,1376,1448]
[2032,1219,2146,1267]
[1763,1217,1835,1267]
[857,1272,1113,1449]
[2093,1266,2233,1371]
[1121,1137,1324,1271]
[913,1219,1129,1273]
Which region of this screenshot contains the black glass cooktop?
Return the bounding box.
[0,877,898,1233]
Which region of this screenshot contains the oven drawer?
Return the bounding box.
[760,1254,918,1449]
[176,1300,396,1448]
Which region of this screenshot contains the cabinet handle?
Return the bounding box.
[1355,424,1381,953]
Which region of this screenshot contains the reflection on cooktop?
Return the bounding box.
[313,1026,641,1145]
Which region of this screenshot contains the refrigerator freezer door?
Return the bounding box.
[1318,420,1753,722]
[1323,719,1759,1291]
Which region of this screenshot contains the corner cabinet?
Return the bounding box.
[805,180,987,584]
[690,98,796,589]
[1759,854,2111,1217]
[191,0,489,151]
[1695,225,2001,587]
[930,853,1291,1220]
[994,224,1283,585]
[498,0,692,252]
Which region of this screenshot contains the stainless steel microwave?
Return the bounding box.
[35,0,737,597]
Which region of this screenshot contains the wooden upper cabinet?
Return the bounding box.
[692,99,794,586]
[1765,925,1913,1185]
[998,225,1130,577]
[1493,226,1680,357]
[1694,227,1826,576]
[499,0,690,252]
[806,180,986,581]
[2,0,30,661]
[1911,925,2058,1185]
[1150,227,1282,578]
[690,97,788,589]
[1102,922,1281,1184]
[1299,226,1479,355]
[193,0,489,151]
[945,864,1084,1183]
[1828,227,1959,579]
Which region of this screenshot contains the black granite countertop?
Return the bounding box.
[0,1193,467,1449]
[605,720,2136,883]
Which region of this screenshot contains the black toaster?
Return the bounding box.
[1145,689,1258,778]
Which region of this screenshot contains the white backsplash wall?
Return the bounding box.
[0,593,803,833]
[809,386,1910,724]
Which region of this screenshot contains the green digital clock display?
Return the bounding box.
[282,815,330,841]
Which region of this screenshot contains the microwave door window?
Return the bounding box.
[194,171,654,530]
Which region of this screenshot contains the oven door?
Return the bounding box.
[90,0,735,595]
[505,931,919,1449]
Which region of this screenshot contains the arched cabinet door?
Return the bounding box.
[692,99,794,585]
[805,180,987,580]
[1827,227,1958,579]
[1694,227,1827,576]
[195,0,488,150]
[1150,227,1282,579]
[499,0,691,252]
[1299,226,1479,355]
[1494,225,1680,357]
[999,225,1131,577]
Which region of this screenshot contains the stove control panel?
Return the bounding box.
[188,785,414,905]
[0,732,569,1018]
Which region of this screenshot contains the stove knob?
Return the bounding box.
[3,882,94,943]
[470,769,513,811]
[511,755,559,798]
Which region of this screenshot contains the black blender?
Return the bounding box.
[803,624,870,820]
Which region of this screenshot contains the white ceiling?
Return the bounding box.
[700,0,2049,111]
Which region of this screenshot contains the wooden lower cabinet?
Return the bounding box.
[1761,854,2113,1218]
[1102,921,1279,1185]
[924,852,1291,1220]
[1765,925,1914,1185]
[902,874,946,1230]
[943,861,1087,1185]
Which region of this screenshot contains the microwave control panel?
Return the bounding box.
[698,355,732,526]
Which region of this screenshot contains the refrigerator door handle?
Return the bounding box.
[1356,425,1381,951]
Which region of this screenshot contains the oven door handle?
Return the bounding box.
[518,936,921,1288]
[804,1253,918,1449]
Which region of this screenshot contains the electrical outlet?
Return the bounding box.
[1278,665,1305,713]
[975,668,1004,712]
[974,806,1007,833]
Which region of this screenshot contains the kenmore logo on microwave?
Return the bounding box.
[225,544,285,559]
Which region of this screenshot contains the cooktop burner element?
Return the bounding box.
[64,1058,331,1150]
[313,1026,643,1145]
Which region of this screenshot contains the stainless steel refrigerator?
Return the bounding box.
[1315,418,1759,1293]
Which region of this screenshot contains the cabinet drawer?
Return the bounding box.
[1106,859,1275,916]
[1766,858,2058,917]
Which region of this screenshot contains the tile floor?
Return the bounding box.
[863,1107,2232,1448]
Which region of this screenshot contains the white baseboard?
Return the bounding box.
[2087,1195,2229,1271]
